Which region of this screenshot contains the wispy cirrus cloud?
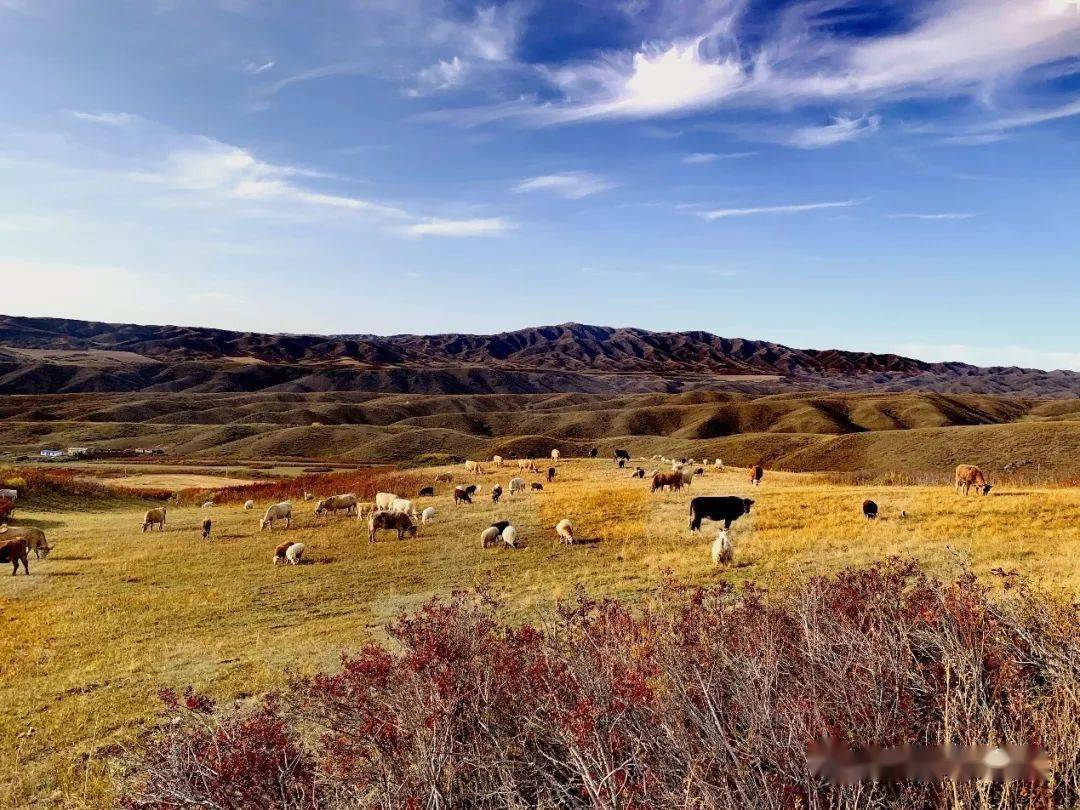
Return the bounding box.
[888,212,976,220]
[242,59,275,75]
[681,151,756,163]
[699,199,861,220]
[67,110,139,126]
[402,217,517,237]
[512,171,615,199]
[787,115,880,149]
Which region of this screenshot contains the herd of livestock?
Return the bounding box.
[0,451,994,575]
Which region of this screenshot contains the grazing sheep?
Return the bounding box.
[680,468,696,488]
[863,500,879,520]
[421,506,436,524]
[201,501,213,509]
[303,492,314,501]
[501,525,518,548]
[651,471,683,493]
[480,527,501,548]
[695,467,705,476]
[517,459,537,472]
[453,486,472,505]
[418,486,435,497]
[0,537,29,575]
[434,472,453,484]
[315,493,358,517]
[550,449,560,463]
[285,542,305,565]
[260,502,292,531]
[711,529,733,566]
[555,518,574,545]
[631,467,645,479]
[690,497,753,532]
[749,465,764,486]
[374,492,398,512]
[531,482,544,492]
[464,485,478,497]
[368,510,417,542]
[714,458,724,469]
[547,467,556,482]
[201,518,212,540]
[955,464,992,496]
[492,455,504,467]
[614,449,631,464]
[491,485,503,504]
[243,500,255,511]
[390,498,416,517]
[464,460,484,474]
[0,525,50,559]
[489,520,511,534]
[142,507,167,532]
[509,477,526,495]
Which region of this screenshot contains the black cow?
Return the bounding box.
[418,485,435,497]
[491,485,503,504]
[689,496,754,532]
[614,449,631,463]
[862,499,878,520]
[547,467,556,482]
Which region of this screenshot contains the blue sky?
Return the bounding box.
[1,0,1078,369]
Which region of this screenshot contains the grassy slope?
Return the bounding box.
[2,460,1079,806]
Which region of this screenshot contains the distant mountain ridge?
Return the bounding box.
[0,314,1077,397]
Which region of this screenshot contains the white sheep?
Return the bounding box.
[421,506,436,525]
[390,497,416,517]
[480,526,501,548]
[501,525,518,548]
[201,500,213,509]
[711,529,733,566]
[508,477,525,495]
[492,454,503,467]
[550,449,560,463]
[260,502,292,531]
[555,518,575,545]
[714,458,724,469]
[285,542,306,565]
[464,460,484,474]
[680,468,695,487]
[374,492,398,511]
[243,499,255,511]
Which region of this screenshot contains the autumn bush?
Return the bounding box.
[179,467,429,506]
[0,467,171,507]
[125,560,1079,809]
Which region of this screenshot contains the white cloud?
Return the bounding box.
[412,56,470,94]
[242,59,276,75]
[67,110,139,127]
[681,151,756,163]
[402,217,517,237]
[512,171,615,199]
[895,342,1080,372]
[432,4,522,63]
[699,199,860,219]
[787,114,880,149]
[888,212,976,220]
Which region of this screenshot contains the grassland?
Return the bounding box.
[2,459,1079,806]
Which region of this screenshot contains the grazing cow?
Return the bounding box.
[955,464,992,496]
[480,527,501,548]
[689,496,754,532]
[711,529,733,566]
[453,486,472,505]
[0,537,29,575]
[315,493,358,517]
[374,492,398,511]
[243,500,255,511]
[421,507,436,524]
[435,472,453,484]
[547,467,556,483]
[368,511,417,542]
[418,485,435,497]
[588,447,598,458]
[651,471,683,493]
[201,518,212,540]
[260,502,292,531]
[0,525,50,559]
[509,477,526,495]
[862,500,879,520]
[143,506,167,532]
[501,526,518,548]
[550,449,560,463]
[531,482,544,492]
[555,518,574,545]
[491,485,503,504]
[749,465,764,486]
[614,449,631,464]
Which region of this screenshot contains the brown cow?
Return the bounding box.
[955,464,992,496]
[368,510,417,542]
[0,537,29,575]
[651,471,683,493]
[453,486,472,505]
[0,525,50,559]
[749,465,764,486]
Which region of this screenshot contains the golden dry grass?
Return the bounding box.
[88,473,258,490]
[1,459,1078,806]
